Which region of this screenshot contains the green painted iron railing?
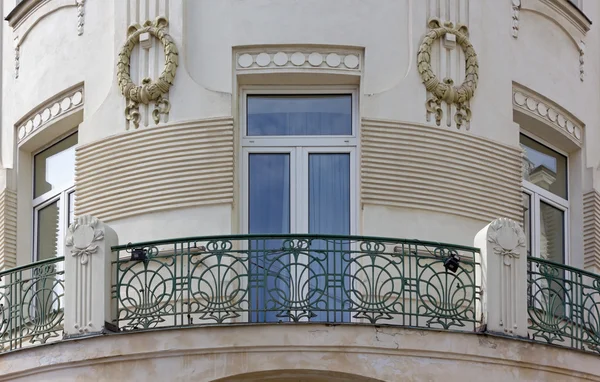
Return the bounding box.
[0,257,65,353]
[112,235,481,332]
[528,257,600,354]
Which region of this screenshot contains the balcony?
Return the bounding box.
[0,217,599,379]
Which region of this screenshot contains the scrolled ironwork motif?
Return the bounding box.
[112,235,481,332]
[528,257,600,354]
[0,257,65,353]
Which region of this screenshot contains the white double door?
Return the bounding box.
[243,146,355,322]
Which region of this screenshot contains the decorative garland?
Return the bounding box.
[417,18,479,129]
[117,17,178,129]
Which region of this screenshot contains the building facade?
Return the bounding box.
[0,0,599,380]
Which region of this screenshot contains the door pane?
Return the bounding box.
[247,95,352,136]
[34,133,77,198]
[539,201,566,317]
[248,154,290,322]
[37,201,60,260]
[540,202,565,265]
[309,154,350,322]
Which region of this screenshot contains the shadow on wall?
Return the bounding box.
[213,369,384,382]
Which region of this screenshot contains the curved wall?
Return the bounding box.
[75,117,234,222]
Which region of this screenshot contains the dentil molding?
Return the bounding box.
[235,48,362,74]
[16,85,84,144]
[512,85,583,145]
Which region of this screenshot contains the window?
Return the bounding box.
[242,89,357,323]
[521,133,568,265]
[569,0,583,10]
[33,132,77,261]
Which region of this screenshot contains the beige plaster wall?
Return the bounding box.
[1,325,599,382]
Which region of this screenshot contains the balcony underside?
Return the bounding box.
[0,325,599,382]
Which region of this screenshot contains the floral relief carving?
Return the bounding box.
[117,16,178,129]
[417,18,479,129]
[65,216,104,266]
[488,218,526,265]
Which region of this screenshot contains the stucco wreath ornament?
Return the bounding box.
[417,18,479,129]
[65,216,104,265]
[117,16,178,129]
[487,218,526,266]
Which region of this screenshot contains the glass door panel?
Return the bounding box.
[248,154,291,322]
[308,153,350,322]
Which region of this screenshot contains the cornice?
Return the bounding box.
[542,0,591,34]
[16,84,84,144]
[512,83,583,146]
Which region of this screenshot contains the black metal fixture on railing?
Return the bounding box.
[443,252,461,273]
[125,243,148,261]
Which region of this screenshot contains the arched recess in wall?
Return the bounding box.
[7,0,84,79]
[517,0,589,80]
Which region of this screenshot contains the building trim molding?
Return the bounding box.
[512,83,583,146]
[16,84,84,144]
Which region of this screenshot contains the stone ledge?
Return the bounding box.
[0,325,599,381]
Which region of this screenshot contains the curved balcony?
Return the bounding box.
[111,234,482,331]
[0,230,599,372]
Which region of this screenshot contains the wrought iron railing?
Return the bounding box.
[0,257,65,353]
[111,235,481,332]
[528,257,600,354]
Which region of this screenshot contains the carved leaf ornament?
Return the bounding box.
[487,218,526,266]
[117,16,178,129]
[65,216,104,265]
[417,18,479,129]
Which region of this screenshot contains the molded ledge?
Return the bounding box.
[0,325,599,381]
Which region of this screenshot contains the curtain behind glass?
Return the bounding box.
[248,154,291,322]
[247,95,352,136]
[309,154,350,322]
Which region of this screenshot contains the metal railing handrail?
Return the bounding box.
[111,233,481,253]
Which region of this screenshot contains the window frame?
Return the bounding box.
[240,86,359,236]
[521,130,570,266]
[31,131,77,262]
